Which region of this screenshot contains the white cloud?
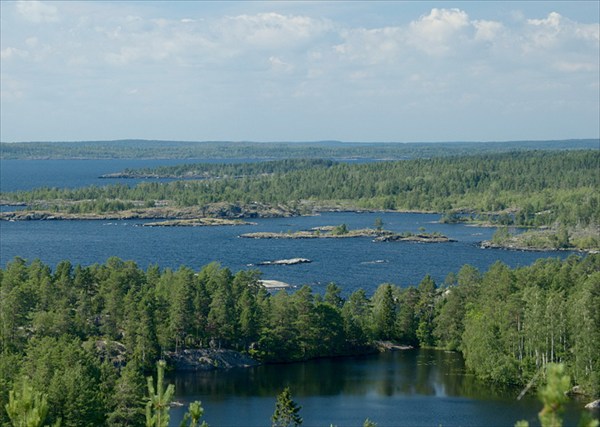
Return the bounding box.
[0,47,28,60]
[221,12,333,50]
[16,0,59,23]
[0,3,597,142]
[408,8,470,55]
[473,20,504,42]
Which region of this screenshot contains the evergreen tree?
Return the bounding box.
[5,377,51,427]
[415,275,437,347]
[107,362,146,426]
[179,401,208,427]
[145,360,174,427]
[271,388,302,427]
[371,284,396,340]
[341,289,372,348]
[324,283,344,309]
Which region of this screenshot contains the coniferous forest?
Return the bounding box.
[2,150,598,228]
[1,254,599,425]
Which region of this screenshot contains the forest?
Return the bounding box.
[1,254,599,426]
[2,151,598,235]
[1,139,596,160]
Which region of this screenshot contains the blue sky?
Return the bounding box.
[1,1,598,142]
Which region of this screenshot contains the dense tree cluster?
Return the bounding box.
[1,139,596,160]
[1,254,598,425]
[117,158,335,179]
[3,151,598,228]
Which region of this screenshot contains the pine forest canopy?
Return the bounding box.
[0,255,598,426]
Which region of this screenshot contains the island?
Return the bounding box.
[240,224,455,243]
[255,258,312,266]
[142,218,254,227]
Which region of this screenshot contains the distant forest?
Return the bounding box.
[3,150,598,231]
[0,138,597,160]
[1,255,598,425]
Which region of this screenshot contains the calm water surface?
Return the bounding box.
[168,349,587,427]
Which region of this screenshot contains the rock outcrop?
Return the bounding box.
[165,349,259,371]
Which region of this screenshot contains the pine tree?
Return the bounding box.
[145,360,174,427]
[5,377,51,427]
[179,401,209,427]
[271,387,302,427]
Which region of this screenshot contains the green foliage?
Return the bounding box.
[3,139,596,160]
[331,224,349,235]
[19,336,104,426]
[515,363,599,427]
[5,151,597,231]
[107,362,146,426]
[371,284,396,340]
[5,377,52,427]
[272,387,302,427]
[179,401,208,427]
[363,419,377,427]
[145,360,174,427]
[374,218,384,231]
[538,364,570,427]
[1,254,599,426]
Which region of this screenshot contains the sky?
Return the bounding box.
[1,1,599,143]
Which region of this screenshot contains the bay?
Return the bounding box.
[167,349,586,427]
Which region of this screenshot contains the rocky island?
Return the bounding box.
[240,224,454,243]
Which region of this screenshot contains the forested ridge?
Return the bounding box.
[1,255,599,425]
[1,139,596,160]
[2,151,598,231]
[110,158,336,179]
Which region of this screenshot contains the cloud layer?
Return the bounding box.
[1,2,598,142]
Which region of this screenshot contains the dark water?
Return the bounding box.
[167,349,587,427]
[0,158,593,425]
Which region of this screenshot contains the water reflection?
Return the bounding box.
[170,350,521,401]
[168,349,591,426]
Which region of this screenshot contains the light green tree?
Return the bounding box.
[515,363,599,427]
[179,401,209,427]
[146,360,174,427]
[5,377,55,427]
[272,387,302,427]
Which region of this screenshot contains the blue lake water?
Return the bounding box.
[0,211,575,294]
[0,158,593,426]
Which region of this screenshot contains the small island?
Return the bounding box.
[143,218,254,227]
[481,225,599,253]
[255,258,312,266]
[240,224,455,243]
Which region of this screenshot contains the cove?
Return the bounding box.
[167,349,586,427]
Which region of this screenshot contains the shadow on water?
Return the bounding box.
[166,349,593,426]
[169,350,517,401]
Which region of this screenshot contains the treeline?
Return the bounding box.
[1,139,596,160]
[1,255,599,425]
[116,158,335,179]
[3,150,598,227]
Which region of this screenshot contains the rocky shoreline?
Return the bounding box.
[165,349,260,371]
[143,218,254,227]
[0,202,299,221]
[240,228,454,243]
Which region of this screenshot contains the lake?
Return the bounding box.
[0,158,593,425]
[167,349,587,427]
